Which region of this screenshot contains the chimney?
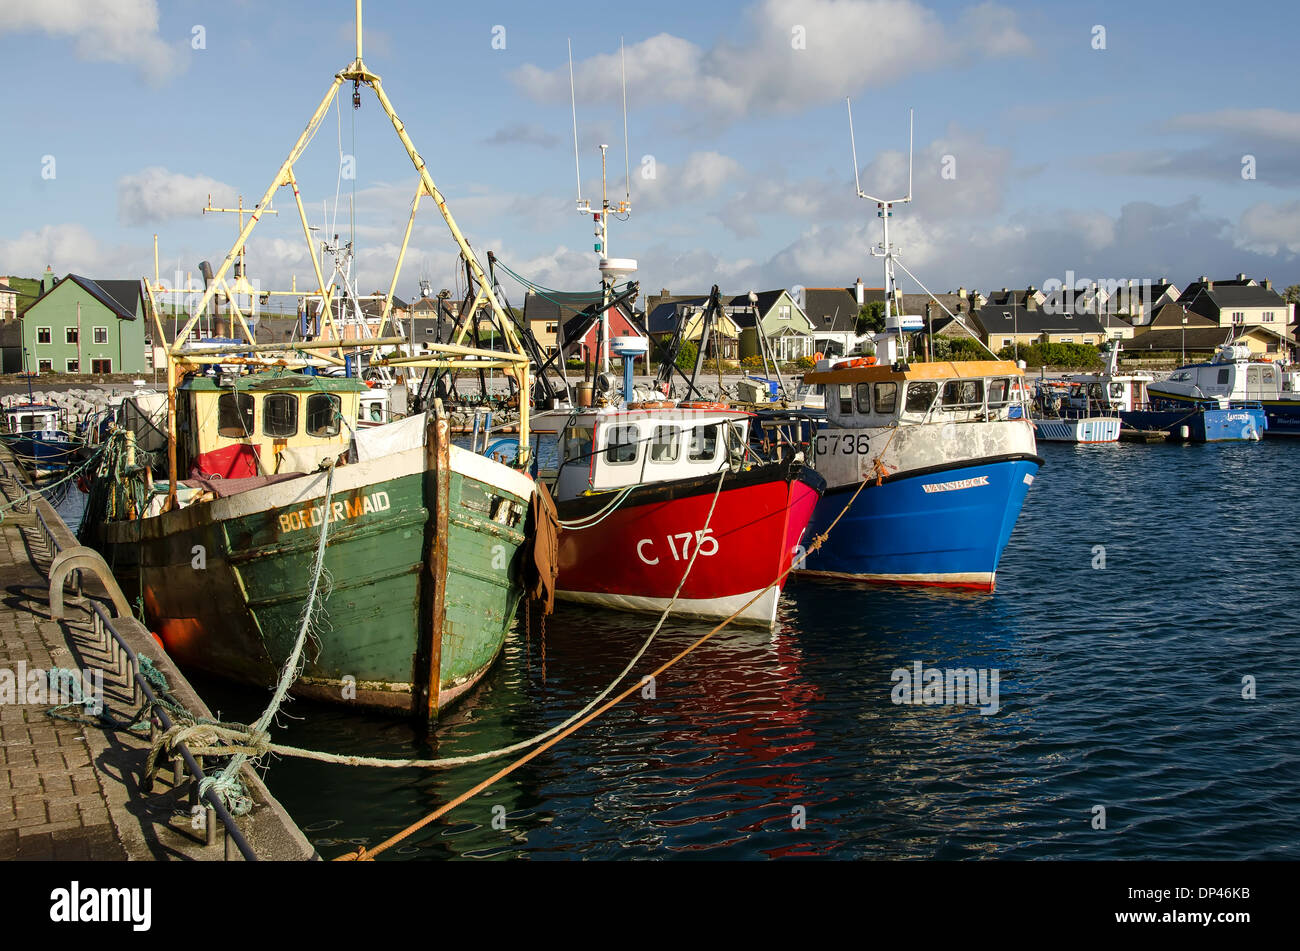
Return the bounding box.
[40,265,56,295]
[1264,278,1272,291]
[1237,273,1247,282]
[855,278,864,305]
[958,286,966,298]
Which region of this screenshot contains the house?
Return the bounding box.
[801,282,885,356]
[646,289,815,363]
[525,288,646,365]
[644,292,742,360]
[726,290,815,363]
[1129,298,1293,360]
[974,303,1108,352]
[985,286,1047,311]
[1172,275,1294,336]
[0,279,19,323]
[18,267,149,375]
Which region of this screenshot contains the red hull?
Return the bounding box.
[555,464,823,626]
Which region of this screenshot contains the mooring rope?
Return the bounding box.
[245,468,729,772]
[145,462,339,815]
[335,470,872,861]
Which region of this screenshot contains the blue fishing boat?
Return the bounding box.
[797,358,1041,589]
[1137,340,1283,439]
[793,102,1041,590]
[0,403,81,475]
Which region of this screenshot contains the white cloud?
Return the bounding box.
[513,0,1030,120]
[0,223,141,277]
[1238,200,1300,255]
[117,167,238,226]
[1164,108,1300,144]
[0,0,185,84]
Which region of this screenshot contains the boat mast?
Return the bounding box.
[847,99,913,362]
[571,39,633,377]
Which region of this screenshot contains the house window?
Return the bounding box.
[262,393,299,437]
[1059,337,1073,344]
[37,359,53,372]
[779,305,790,319]
[425,328,434,335]
[93,326,108,344]
[217,392,255,437]
[65,327,78,344]
[545,322,558,334]
[306,393,341,437]
[1001,338,1013,348]
[65,359,79,373]
[91,358,111,374]
[36,327,51,344]
[1264,311,1275,321]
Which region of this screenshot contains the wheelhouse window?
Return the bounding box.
[217,392,255,437]
[942,379,984,408]
[855,383,872,414]
[689,424,719,461]
[987,378,1012,406]
[874,382,898,414]
[904,381,938,414]
[563,427,593,465]
[837,384,853,415]
[604,424,639,465]
[262,393,299,437]
[1217,368,1230,385]
[306,393,341,437]
[649,425,680,463]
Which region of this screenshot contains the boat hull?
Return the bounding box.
[0,432,81,474]
[799,455,1041,590]
[1032,416,1121,443]
[554,460,824,627]
[1119,406,1266,442]
[93,443,533,715]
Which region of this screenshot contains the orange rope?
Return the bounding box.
[335,472,873,863]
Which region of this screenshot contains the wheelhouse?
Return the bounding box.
[2,404,64,435]
[807,359,1029,428]
[177,371,366,478]
[532,407,752,502]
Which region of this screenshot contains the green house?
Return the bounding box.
[18,268,149,375]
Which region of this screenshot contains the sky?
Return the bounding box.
[2,0,1298,310]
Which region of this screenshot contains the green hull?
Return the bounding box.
[97,444,532,716]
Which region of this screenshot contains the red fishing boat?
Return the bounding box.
[533,404,823,627]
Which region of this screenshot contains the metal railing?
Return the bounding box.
[22,474,258,861]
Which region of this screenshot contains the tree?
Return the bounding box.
[856,300,886,336]
[1284,284,1300,305]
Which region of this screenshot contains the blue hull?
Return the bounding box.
[1119,406,1266,442]
[0,433,81,471]
[799,456,1041,589]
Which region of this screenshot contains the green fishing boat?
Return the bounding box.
[87,371,536,716]
[80,2,546,718]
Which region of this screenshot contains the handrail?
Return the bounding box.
[26,488,258,861]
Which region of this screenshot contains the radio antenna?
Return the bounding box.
[621,37,631,205]
[569,39,583,205]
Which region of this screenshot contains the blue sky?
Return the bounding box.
[2,0,1298,308]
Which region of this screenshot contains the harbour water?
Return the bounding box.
[59,441,1300,860]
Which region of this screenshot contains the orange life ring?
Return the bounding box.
[843,356,877,368]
